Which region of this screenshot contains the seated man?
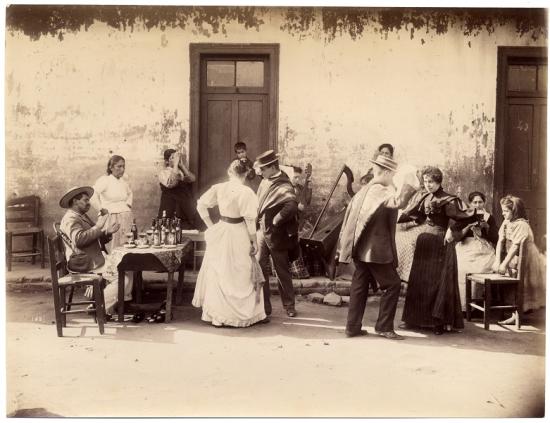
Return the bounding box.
[59,186,131,316]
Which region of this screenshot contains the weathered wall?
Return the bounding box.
[5,6,547,235]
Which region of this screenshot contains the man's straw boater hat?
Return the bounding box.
[254,150,279,168]
[369,155,398,172]
[59,186,94,208]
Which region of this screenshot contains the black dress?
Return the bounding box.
[158,180,201,230]
[400,187,475,329]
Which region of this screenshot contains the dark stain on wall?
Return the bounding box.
[6,5,547,42]
[6,5,264,40]
[444,110,495,209]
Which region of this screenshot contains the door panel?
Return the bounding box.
[237,96,268,162]
[199,97,232,189]
[505,104,534,191]
[199,93,268,191]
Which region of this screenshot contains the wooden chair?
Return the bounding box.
[47,234,107,337]
[182,232,205,271]
[6,195,45,271]
[466,241,526,330]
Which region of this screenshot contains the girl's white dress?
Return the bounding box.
[192,180,266,327]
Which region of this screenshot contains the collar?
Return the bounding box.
[269,171,282,180]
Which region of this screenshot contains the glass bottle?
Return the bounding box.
[153,220,160,246]
[175,218,181,245]
[131,219,138,242]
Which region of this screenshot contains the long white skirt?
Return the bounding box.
[105,211,134,252]
[192,222,266,327]
[455,237,496,311]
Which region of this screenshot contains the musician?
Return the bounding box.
[360,143,394,185]
[336,155,418,339]
[255,150,299,318]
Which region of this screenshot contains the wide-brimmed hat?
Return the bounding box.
[369,155,398,172]
[59,186,94,208]
[254,150,279,168]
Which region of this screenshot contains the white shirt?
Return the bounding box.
[91,174,133,214]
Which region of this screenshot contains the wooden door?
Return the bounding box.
[199,56,269,191]
[495,47,547,249]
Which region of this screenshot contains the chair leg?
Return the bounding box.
[52,286,64,337]
[465,275,472,322]
[6,232,12,272]
[31,233,36,265]
[40,231,45,269]
[93,281,105,335]
[66,286,75,312]
[516,281,523,330]
[484,281,491,330]
[60,286,68,327]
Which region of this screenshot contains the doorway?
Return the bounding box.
[190,44,279,193]
[494,46,547,249]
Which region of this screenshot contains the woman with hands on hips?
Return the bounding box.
[90,154,134,252]
[191,159,267,328]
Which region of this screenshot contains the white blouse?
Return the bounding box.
[91,174,133,214]
[197,180,258,235]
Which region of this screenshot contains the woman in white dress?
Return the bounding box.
[192,160,268,327]
[91,155,134,251]
[90,155,134,312]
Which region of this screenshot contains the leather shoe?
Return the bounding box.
[376,331,404,340]
[345,329,368,338]
[286,309,297,318]
[258,317,270,324]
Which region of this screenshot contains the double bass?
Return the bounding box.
[300,165,355,280]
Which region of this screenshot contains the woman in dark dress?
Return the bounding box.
[400,166,476,334]
[158,148,201,229]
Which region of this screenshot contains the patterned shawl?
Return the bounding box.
[257,171,296,216]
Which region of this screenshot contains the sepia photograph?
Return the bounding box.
[3,1,547,418]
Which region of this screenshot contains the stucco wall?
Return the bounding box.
[5,6,547,235]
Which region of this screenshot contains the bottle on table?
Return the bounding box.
[153,219,160,246]
[175,218,181,245]
[131,219,138,242]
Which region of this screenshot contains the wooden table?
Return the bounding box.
[114,241,192,323]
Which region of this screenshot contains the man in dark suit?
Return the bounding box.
[337,155,419,339]
[255,150,299,318]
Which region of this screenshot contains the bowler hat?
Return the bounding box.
[59,186,94,208]
[369,155,398,172]
[254,150,279,168]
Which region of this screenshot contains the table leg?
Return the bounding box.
[135,271,143,304]
[118,270,125,323]
[166,272,173,323]
[176,268,185,306]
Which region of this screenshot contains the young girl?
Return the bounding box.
[492,195,546,324]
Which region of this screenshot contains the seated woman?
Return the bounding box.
[492,195,546,324]
[453,191,497,311]
[158,149,201,229]
[191,160,268,328]
[400,166,476,334]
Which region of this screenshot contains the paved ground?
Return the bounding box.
[5,287,546,418]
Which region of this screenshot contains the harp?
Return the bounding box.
[300,165,355,280]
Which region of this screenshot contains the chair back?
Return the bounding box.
[6,195,40,230]
[47,235,69,291]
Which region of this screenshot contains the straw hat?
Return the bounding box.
[59,186,94,208]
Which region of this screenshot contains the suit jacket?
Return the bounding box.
[337,181,416,264]
[257,171,299,251]
[60,209,105,270]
